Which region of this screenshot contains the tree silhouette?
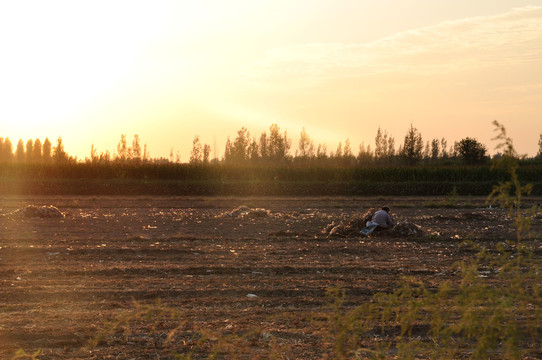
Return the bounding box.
[42,138,52,162]
[374,127,387,160]
[455,137,488,165]
[430,138,440,160]
[15,139,25,162]
[357,142,373,164]
[53,137,68,163]
[248,139,259,161]
[25,139,33,162]
[190,135,203,164]
[32,139,42,163]
[374,127,395,163]
[203,144,211,163]
[116,134,129,162]
[0,137,13,162]
[440,138,448,159]
[131,135,142,162]
[267,124,290,162]
[316,143,327,160]
[298,127,315,159]
[258,132,269,160]
[224,127,251,163]
[334,142,342,158]
[400,124,423,166]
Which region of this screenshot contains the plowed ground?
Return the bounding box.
[0,196,540,359]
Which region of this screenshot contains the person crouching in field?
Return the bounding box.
[372,206,395,231]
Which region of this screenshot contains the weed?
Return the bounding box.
[11,349,40,360]
[317,121,541,359]
[88,299,285,359]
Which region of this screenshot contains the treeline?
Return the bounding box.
[1,123,542,196]
[1,123,542,166]
[217,124,501,167]
[0,137,69,164]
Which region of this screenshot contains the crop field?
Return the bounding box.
[0,195,541,359]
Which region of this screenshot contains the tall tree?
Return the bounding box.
[423,140,430,160]
[32,138,42,163]
[374,127,387,160]
[42,138,52,162]
[357,142,373,164]
[89,144,99,163]
[537,134,542,158]
[53,137,68,163]
[375,127,395,162]
[334,142,343,159]
[248,139,259,161]
[131,135,142,161]
[298,127,315,158]
[25,139,33,162]
[316,144,327,160]
[190,135,203,164]
[224,127,251,163]
[455,137,488,165]
[203,144,211,163]
[387,136,395,159]
[143,144,149,162]
[400,124,423,166]
[259,132,268,160]
[343,139,353,159]
[15,139,25,162]
[431,138,440,160]
[116,134,129,162]
[268,124,290,162]
[440,138,448,159]
[0,138,13,162]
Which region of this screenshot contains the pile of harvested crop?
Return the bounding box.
[323,207,423,238]
[388,222,423,237]
[216,205,271,219]
[3,205,65,218]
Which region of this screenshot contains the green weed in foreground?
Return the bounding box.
[11,349,40,360]
[88,299,285,359]
[320,121,541,359]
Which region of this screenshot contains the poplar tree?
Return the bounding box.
[190,135,203,164]
[53,137,68,163]
[15,139,25,162]
[32,139,42,163]
[25,139,33,162]
[401,124,423,166]
[0,138,14,162]
[298,127,315,159]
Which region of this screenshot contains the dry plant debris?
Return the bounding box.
[1,205,64,218]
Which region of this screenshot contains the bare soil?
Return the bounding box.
[0,196,540,359]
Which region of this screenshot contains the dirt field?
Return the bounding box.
[0,196,540,359]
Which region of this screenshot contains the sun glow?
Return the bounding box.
[1,1,540,159]
[0,1,170,137]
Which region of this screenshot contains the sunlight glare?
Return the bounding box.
[0,1,170,134]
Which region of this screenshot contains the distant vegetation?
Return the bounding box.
[1,122,541,196]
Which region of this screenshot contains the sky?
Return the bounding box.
[0,0,541,160]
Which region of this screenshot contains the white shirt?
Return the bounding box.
[372,209,394,228]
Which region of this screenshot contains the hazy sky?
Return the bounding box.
[1,0,541,160]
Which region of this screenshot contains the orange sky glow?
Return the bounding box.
[1,0,541,160]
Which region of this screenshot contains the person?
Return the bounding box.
[372,206,394,231]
